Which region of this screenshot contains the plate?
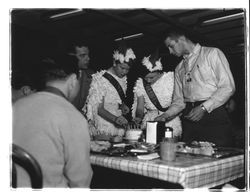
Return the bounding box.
[91,145,152,157]
[177,147,244,158]
[213,147,244,158]
[129,149,149,154]
[123,138,139,142]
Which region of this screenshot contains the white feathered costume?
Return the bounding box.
[83,70,127,137]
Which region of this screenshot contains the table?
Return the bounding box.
[90,152,244,188]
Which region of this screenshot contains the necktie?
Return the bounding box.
[183,58,192,83]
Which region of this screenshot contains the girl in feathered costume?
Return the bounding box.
[83,44,136,139]
[132,50,182,138]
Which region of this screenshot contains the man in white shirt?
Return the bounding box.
[155,29,235,147]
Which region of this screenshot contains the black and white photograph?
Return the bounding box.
[2,0,249,193]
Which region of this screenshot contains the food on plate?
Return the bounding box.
[93,133,112,141]
[125,129,142,141]
[90,140,111,152]
[134,142,157,152]
[191,141,216,147]
[110,135,123,143]
[177,141,215,156]
[106,147,127,156]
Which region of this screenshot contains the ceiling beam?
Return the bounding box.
[201,24,244,34]
[142,9,213,44]
[142,9,226,49]
[85,9,160,40]
[171,9,210,19]
[212,35,244,41]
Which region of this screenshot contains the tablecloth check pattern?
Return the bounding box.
[90,153,244,188]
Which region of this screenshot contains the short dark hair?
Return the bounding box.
[40,55,79,83]
[165,28,195,42]
[66,40,89,54]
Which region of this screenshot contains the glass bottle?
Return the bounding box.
[164,126,173,138]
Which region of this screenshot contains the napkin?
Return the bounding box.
[137,152,160,160]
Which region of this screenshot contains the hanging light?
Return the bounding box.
[114,33,144,41]
[202,12,244,25]
[49,9,83,19]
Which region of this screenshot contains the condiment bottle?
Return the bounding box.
[164,126,173,138]
[160,127,176,161]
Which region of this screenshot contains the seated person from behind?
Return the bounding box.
[13,55,93,188]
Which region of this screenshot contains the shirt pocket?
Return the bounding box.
[195,62,214,84]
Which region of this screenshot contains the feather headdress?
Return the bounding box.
[113,40,136,64]
[142,49,162,72]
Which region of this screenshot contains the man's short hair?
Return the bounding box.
[66,40,89,55]
[165,28,195,42]
[41,55,79,83]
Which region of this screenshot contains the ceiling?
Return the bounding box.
[11,8,246,58]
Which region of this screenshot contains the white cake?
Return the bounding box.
[125,129,142,141]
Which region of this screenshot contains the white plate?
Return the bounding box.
[130,149,148,153]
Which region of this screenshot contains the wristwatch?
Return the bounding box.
[200,105,207,112]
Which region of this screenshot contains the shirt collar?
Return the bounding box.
[183,43,201,60]
[43,86,68,100]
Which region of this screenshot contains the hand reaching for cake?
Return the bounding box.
[133,117,142,125]
[119,103,130,115]
[114,115,128,127]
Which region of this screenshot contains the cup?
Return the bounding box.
[160,138,177,161]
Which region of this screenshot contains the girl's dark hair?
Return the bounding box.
[141,65,163,78]
[114,59,134,67]
[114,40,135,66]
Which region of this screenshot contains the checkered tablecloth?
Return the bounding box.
[90,153,244,188]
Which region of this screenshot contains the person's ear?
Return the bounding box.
[21,86,33,96]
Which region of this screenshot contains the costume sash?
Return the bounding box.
[103,72,126,103]
[143,79,169,112]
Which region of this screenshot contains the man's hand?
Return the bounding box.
[115,115,128,127]
[154,112,171,122]
[185,106,207,122]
